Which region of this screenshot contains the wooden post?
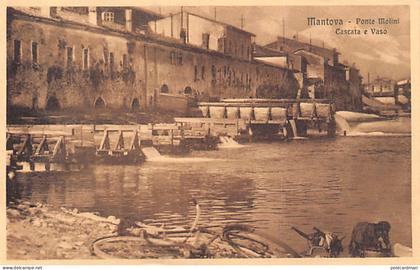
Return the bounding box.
[52,136,65,161]
[35,135,48,155]
[99,130,110,151]
[170,128,174,146]
[129,130,140,151]
[17,135,32,160]
[114,130,125,151]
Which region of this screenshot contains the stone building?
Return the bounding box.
[7,7,299,115]
[264,36,363,111]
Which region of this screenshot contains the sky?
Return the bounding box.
[149,5,410,82]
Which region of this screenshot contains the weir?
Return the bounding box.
[197,98,336,139]
[6,98,336,170]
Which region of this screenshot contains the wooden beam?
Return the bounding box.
[51,136,65,160]
[35,135,49,155]
[114,130,125,151]
[99,130,110,150]
[128,130,140,151]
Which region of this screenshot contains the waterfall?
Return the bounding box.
[218,136,244,148]
[289,120,307,139]
[334,114,351,135]
[141,146,216,162]
[335,111,410,137]
[141,147,162,160]
[289,120,298,138]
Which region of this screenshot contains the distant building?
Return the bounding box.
[364,77,396,95]
[149,11,255,61]
[263,36,362,111]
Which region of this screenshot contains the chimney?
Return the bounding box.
[125,9,133,32]
[88,7,98,26]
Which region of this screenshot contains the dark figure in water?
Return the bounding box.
[349,221,391,257]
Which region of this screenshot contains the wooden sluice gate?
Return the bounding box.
[95,128,144,163]
[6,132,74,172]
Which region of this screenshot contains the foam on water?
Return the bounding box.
[141,147,218,163]
[335,113,410,137]
[218,136,245,148]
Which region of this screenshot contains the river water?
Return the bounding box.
[16,134,411,254]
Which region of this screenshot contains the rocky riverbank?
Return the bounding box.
[7,200,120,260]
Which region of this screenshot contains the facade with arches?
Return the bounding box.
[7,7,300,115]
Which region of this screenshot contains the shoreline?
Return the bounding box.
[7,200,119,260]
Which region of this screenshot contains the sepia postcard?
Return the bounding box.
[1,0,419,267]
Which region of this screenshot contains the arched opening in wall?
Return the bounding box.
[131,98,140,111]
[94,97,106,109]
[160,84,169,94]
[184,86,193,95]
[45,97,60,111]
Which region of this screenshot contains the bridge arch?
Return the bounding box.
[94,97,106,109]
[45,96,60,111]
[160,84,169,94]
[131,98,140,111]
[184,86,193,95]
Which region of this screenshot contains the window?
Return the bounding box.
[31,41,38,64]
[194,65,199,81]
[66,46,74,67]
[177,53,183,65]
[217,37,224,52]
[202,33,210,49]
[123,54,128,68]
[184,86,192,95]
[102,11,114,22]
[160,84,169,93]
[83,48,89,70]
[14,40,22,62]
[109,52,114,69]
[211,65,216,81]
[201,66,205,80]
[170,51,176,65]
[103,50,109,66]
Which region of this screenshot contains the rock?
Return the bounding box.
[58,241,73,250]
[74,241,84,246]
[28,207,41,216]
[32,219,42,227]
[17,250,27,255]
[72,208,78,214]
[17,204,29,210]
[40,250,46,256]
[7,209,21,217]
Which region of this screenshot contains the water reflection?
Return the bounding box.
[16,136,411,251]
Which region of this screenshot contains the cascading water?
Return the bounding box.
[289,120,298,138]
[334,111,411,137]
[334,114,351,135]
[141,147,162,160]
[141,147,216,162]
[219,136,244,148]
